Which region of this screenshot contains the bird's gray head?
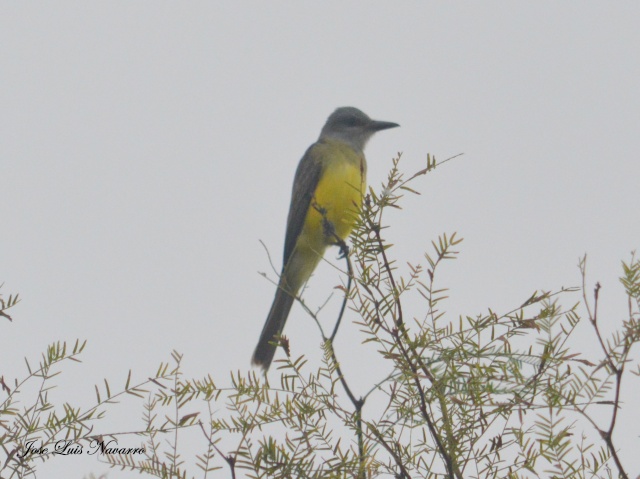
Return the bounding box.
[319,107,399,153]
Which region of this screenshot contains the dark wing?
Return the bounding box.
[282,142,324,266]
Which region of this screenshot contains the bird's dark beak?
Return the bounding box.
[369,120,400,132]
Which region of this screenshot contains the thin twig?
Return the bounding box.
[199,421,236,479]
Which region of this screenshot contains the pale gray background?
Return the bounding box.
[2,2,639,477]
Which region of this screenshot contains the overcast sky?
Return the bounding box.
[2,3,639,477]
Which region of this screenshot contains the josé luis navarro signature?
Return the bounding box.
[19,439,145,458]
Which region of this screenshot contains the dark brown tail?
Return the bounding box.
[252,285,295,371]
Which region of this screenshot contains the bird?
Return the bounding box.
[252,107,399,371]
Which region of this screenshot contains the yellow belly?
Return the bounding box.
[301,145,365,254]
[282,141,366,293]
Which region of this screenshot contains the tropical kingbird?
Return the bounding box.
[252,107,399,371]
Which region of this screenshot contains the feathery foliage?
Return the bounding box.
[2,157,638,478]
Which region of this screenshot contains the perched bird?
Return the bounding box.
[252,107,399,371]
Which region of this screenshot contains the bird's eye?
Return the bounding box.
[342,117,360,127]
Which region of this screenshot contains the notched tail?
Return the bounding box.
[252,286,296,371]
